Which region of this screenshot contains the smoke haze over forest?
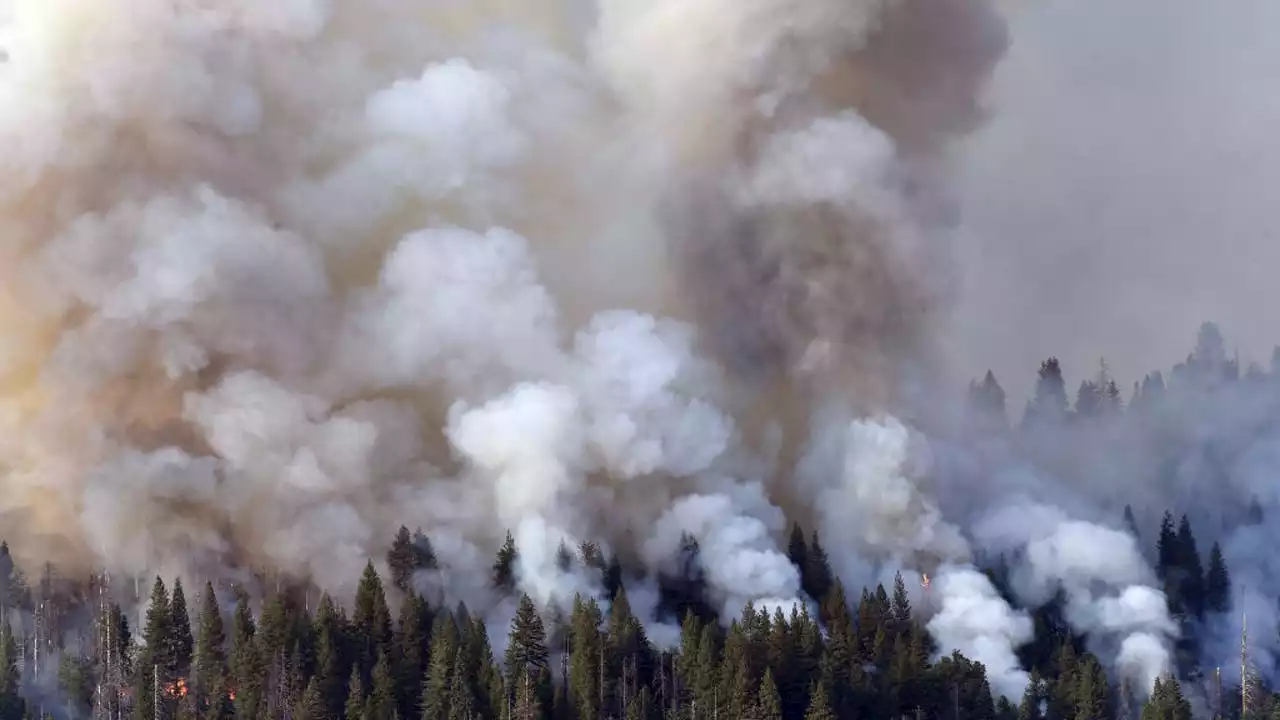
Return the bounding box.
[947,0,1280,403]
[0,1,1278,719]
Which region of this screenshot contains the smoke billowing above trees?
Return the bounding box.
[0,1,1274,719]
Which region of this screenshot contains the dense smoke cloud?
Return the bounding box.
[0,0,1229,703]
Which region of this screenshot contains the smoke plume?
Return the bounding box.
[0,0,1212,702]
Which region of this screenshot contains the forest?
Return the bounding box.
[0,324,1274,720]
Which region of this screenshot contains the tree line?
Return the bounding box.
[0,518,1247,720]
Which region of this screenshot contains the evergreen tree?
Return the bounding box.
[314,594,350,720]
[1046,641,1077,720]
[719,619,753,718]
[368,651,396,720]
[410,530,438,574]
[294,678,325,720]
[346,667,368,720]
[1026,358,1069,425]
[1075,380,1101,418]
[136,577,174,720]
[395,593,430,720]
[388,527,418,596]
[1072,656,1109,720]
[568,596,603,720]
[968,370,1008,430]
[1140,676,1191,720]
[57,654,93,717]
[230,591,263,720]
[504,595,549,720]
[1123,505,1140,540]
[195,583,228,712]
[171,579,194,681]
[461,614,499,720]
[0,618,20,720]
[1176,515,1206,617]
[756,668,783,720]
[693,624,720,716]
[353,562,394,686]
[1205,542,1231,614]
[422,613,459,720]
[786,524,807,583]
[445,652,475,720]
[1155,512,1181,612]
[804,534,833,605]
[1018,670,1046,720]
[804,682,836,720]
[492,533,518,595]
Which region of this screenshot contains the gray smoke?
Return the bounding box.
[0,0,1220,702]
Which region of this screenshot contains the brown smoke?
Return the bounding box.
[0,0,1008,623]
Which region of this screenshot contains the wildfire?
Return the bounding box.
[229,690,236,701]
[164,678,189,698]
[921,573,931,591]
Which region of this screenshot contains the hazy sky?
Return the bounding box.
[945,0,1280,402]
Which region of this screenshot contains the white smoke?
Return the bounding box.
[0,0,1102,692]
[927,565,1034,700]
[974,502,1176,692]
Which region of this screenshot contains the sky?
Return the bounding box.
[945,0,1280,403]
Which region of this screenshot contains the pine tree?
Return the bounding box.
[421,613,459,720]
[1026,358,1069,425]
[568,597,603,720]
[445,652,475,720]
[1019,669,1046,720]
[890,572,913,637]
[804,682,836,720]
[605,588,650,716]
[693,624,720,716]
[1075,380,1101,418]
[410,531,438,574]
[195,583,228,712]
[1205,541,1231,614]
[369,651,396,720]
[1072,656,1109,720]
[504,595,549,720]
[313,594,349,720]
[461,614,499,720]
[719,619,753,718]
[346,667,368,720]
[395,593,430,720]
[1141,676,1191,720]
[0,618,20,720]
[57,653,93,716]
[492,533,518,595]
[171,579,194,682]
[756,668,783,720]
[804,534,833,604]
[294,678,325,720]
[968,370,1008,430]
[230,591,263,720]
[1176,515,1206,618]
[787,524,808,584]
[1047,641,1078,720]
[136,577,174,720]
[353,562,394,686]
[1123,505,1140,539]
[1156,512,1177,575]
[388,527,418,596]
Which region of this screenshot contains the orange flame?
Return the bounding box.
[921,573,931,591]
[163,678,188,698]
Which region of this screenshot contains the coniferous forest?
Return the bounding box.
[0,516,1227,720]
[0,323,1278,720]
